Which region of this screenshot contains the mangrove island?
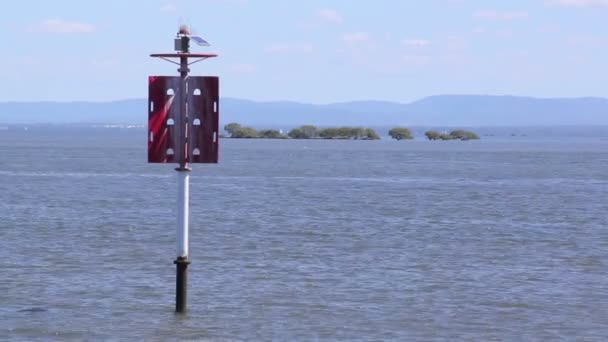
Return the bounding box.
[224,123,380,140]
[424,129,480,141]
[223,123,480,141]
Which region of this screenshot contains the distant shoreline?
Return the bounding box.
[223,123,480,141]
[2,124,608,140]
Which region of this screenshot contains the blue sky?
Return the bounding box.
[1,0,607,103]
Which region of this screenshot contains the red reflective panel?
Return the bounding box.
[148,76,219,164]
[188,76,219,163]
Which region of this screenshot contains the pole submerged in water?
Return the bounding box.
[174,166,190,312]
[147,25,220,314]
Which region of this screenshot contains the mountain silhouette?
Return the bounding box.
[1,95,607,126]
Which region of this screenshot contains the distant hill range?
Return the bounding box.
[1,95,607,126]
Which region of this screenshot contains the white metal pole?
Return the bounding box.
[176,169,190,258]
[175,165,191,313]
[175,50,191,314]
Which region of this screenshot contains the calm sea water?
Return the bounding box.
[1,128,607,341]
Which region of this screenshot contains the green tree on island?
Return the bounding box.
[258,129,286,139]
[287,128,306,139]
[425,129,480,141]
[317,127,380,140]
[224,122,242,136]
[288,125,318,139]
[449,129,480,140]
[231,126,260,138]
[388,127,414,140]
[425,130,442,140]
[364,128,380,140]
[300,125,318,138]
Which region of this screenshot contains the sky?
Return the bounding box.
[1,0,607,103]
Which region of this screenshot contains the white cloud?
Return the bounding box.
[473,10,529,20]
[318,9,344,24]
[265,43,314,53]
[160,4,177,12]
[402,38,431,47]
[547,0,608,6]
[341,32,370,44]
[30,19,95,34]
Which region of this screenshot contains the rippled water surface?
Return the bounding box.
[1,129,607,341]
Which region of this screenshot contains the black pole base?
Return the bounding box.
[174,256,191,313]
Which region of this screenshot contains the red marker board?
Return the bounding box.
[148,76,219,164]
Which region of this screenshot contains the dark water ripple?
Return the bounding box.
[1,131,607,340]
